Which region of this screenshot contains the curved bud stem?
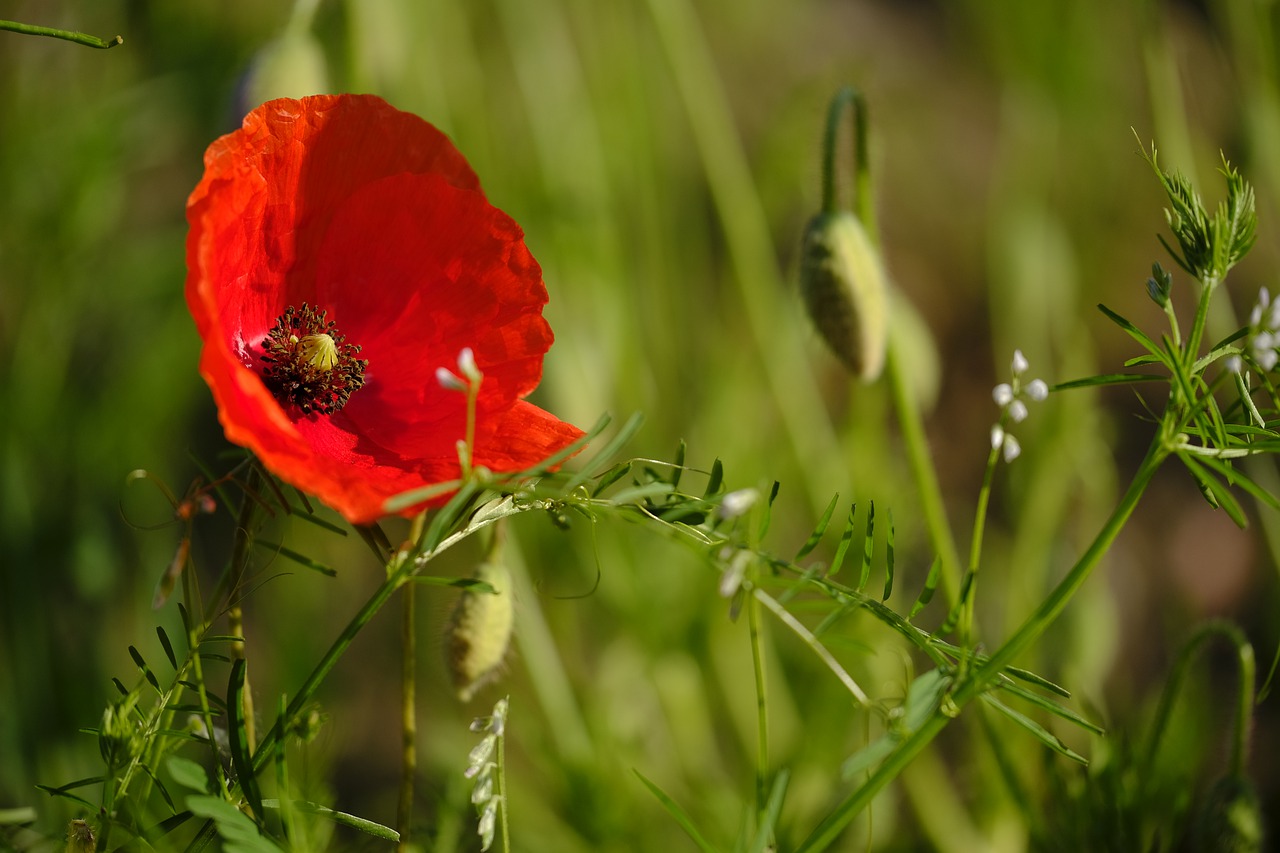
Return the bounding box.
[820,86,875,241]
[0,19,122,48]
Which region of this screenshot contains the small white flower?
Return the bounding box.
[990,349,1048,464]
[457,346,483,383]
[437,366,467,392]
[1226,355,1244,375]
[718,488,759,520]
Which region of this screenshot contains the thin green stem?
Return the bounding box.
[397,513,428,851]
[886,343,963,607]
[497,702,511,853]
[747,585,769,815]
[819,87,874,235]
[1184,277,1219,371]
[0,19,122,48]
[958,445,1001,652]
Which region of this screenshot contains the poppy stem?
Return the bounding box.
[227,471,264,755]
[819,86,874,239]
[397,512,428,851]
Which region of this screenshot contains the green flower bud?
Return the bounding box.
[799,211,889,381]
[1192,774,1264,853]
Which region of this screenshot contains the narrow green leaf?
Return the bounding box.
[979,693,1088,765]
[857,501,875,592]
[749,769,790,853]
[34,784,96,811]
[254,541,337,577]
[408,575,496,592]
[227,659,265,822]
[187,796,283,852]
[143,762,178,813]
[129,645,161,691]
[286,507,347,535]
[1052,373,1165,392]
[261,799,400,841]
[589,461,633,497]
[1096,303,1166,361]
[670,439,687,492]
[633,770,721,853]
[882,508,896,601]
[992,681,1103,736]
[910,555,942,619]
[1180,454,1248,527]
[1195,452,1280,512]
[796,493,840,561]
[756,481,781,541]
[157,626,178,670]
[828,504,856,577]
[563,412,641,493]
[702,457,724,498]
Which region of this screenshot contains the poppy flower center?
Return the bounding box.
[260,303,368,416]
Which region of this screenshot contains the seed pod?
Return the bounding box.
[446,557,515,702]
[1191,774,1264,853]
[798,211,889,381]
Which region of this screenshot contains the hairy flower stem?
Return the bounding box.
[886,335,963,607]
[397,513,428,851]
[227,478,261,754]
[820,86,874,236]
[798,436,1168,852]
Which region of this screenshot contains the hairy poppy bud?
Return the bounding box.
[65,820,95,853]
[1192,774,1264,853]
[446,556,515,702]
[799,211,889,381]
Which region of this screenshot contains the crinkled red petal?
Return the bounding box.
[186,94,584,524]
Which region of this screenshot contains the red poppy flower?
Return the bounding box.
[186,94,584,524]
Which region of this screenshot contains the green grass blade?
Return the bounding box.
[795,493,840,561]
[633,770,721,853]
[978,693,1088,765]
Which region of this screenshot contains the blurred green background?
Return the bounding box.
[2,0,1278,849]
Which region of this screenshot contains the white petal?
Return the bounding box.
[437,366,467,391]
[1002,434,1022,463]
[1009,400,1029,423]
[993,383,1014,406]
[990,424,1005,449]
[1225,355,1243,375]
[1011,349,1029,375]
[1025,379,1049,401]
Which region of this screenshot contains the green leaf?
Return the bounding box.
[748,769,790,853]
[563,412,641,493]
[882,508,896,601]
[1096,304,1166,361]
[186,796,283,853]
[670,439,686,492]
[701,457,724,498]
[227,660,265,822]
[633,770,722,853]
[167,756,211,793]
[1180,453,1248,527]
[992,679,1103,735]
[589,461,633,497]
[254,541,337,577]
[910,555,942,619]
[260,799,399,841]
[1051,373,1164,392]
[857,501,875,592]
[795,493,840,561]
[828,504,856,577]
[129,645,161,691]
[156,626,178,670]
[0,808,36,826]
[1194,452,1280,512]
[979,693,1088,765]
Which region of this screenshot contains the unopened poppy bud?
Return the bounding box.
[446,553,515,702]
[799,211,889,381]
[1192,774,1264,853]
